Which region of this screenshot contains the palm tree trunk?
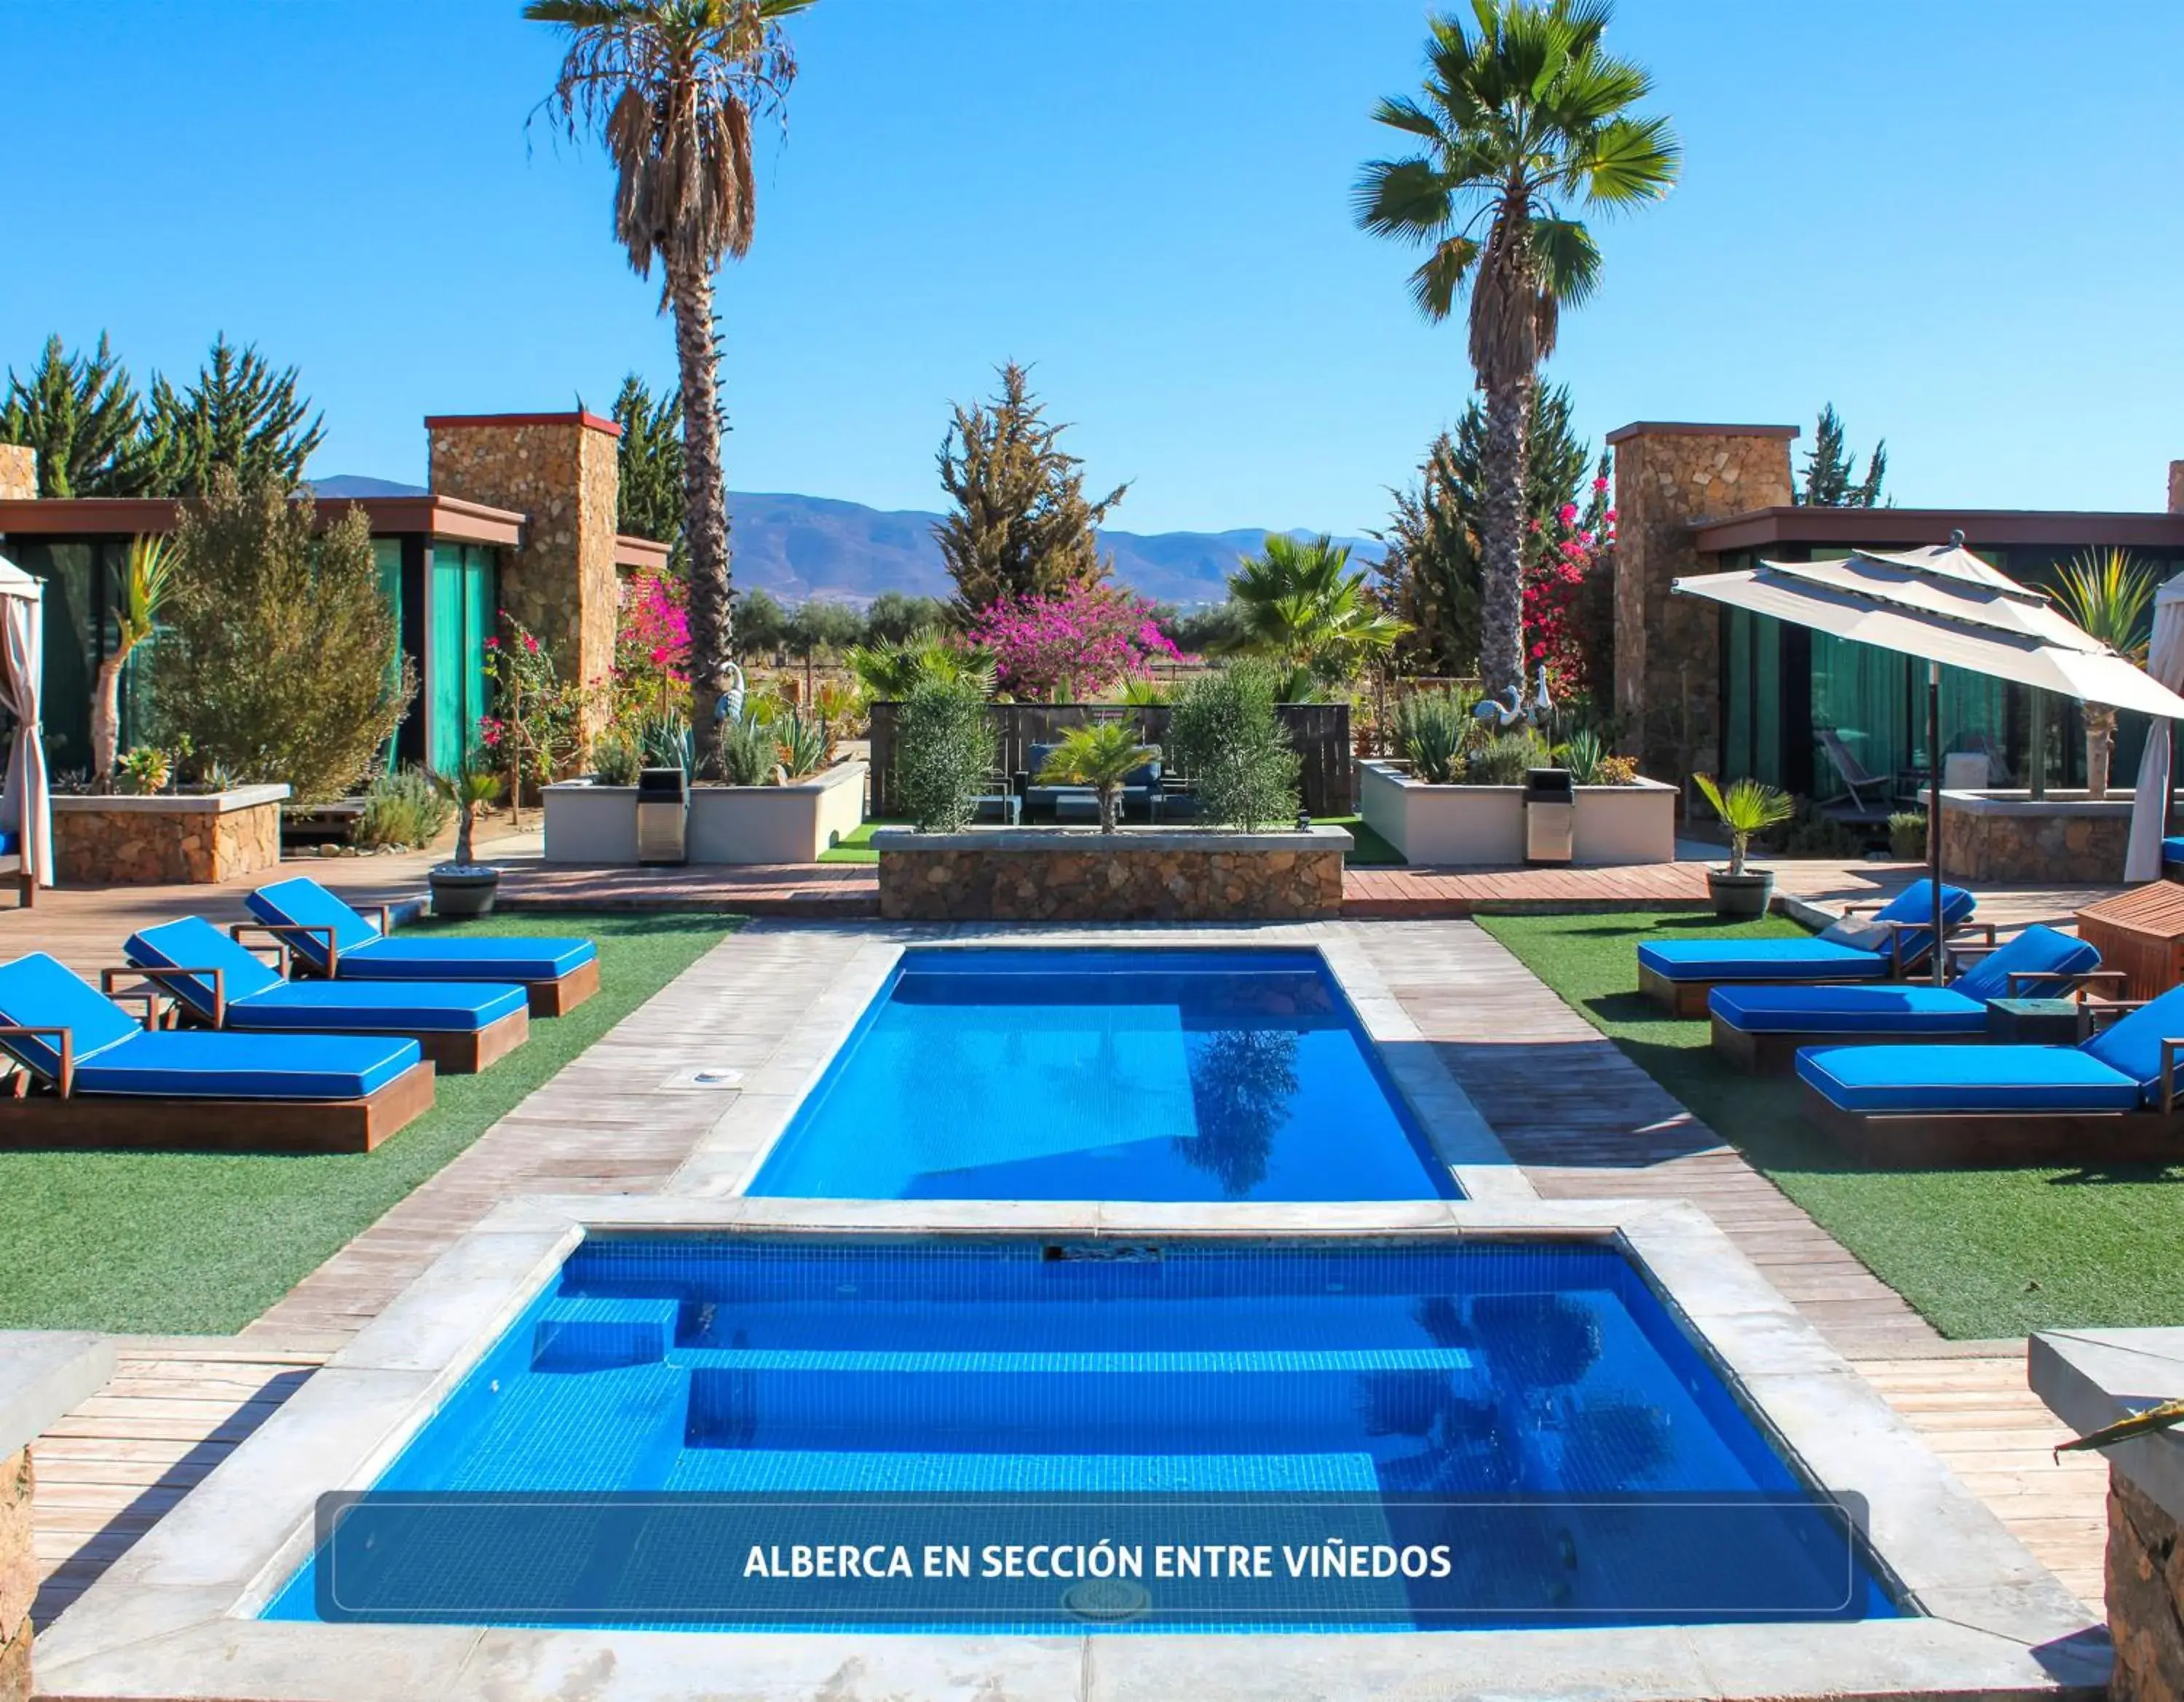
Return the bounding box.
[1478,375,1532,701]
[2086,707,2117,798]
[670,256,734,778]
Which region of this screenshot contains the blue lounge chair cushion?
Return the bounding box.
[222,980,528,1034]
[69,1029,422,1100]
[125,917,286,1011]
[2078,983,2184,1103]
[0,827,15,857]
[246,877,596,983]
[1947,924,2100,1004]
[0,952,148,1078]
[1816,882,1975,967]
[1709,984,1985,1036]
[1797,1045,2143,1115]
[2165,836,2184,868]
[1639,938,1894,983]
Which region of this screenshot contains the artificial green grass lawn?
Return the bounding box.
[1476,910,2184,1342]
[818,815,1404,866]
[0,911,739,1335]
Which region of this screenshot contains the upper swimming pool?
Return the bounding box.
[746,948,1457,1202]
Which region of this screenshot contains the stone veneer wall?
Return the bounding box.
[1,1446,28,1702]
[877,832,1347,922]
[427,413,621,739]
[2107,1470,2184,1702]
[1607,422,1797,781]
[2169,459,2184,515]
[1937,794,2129,883]
[0,446,34,502]
[51,795,283,885]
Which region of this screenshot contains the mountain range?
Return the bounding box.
[310,478,1382,608]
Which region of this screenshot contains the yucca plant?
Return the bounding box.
[91,535,178,791]
[774,711,827,781]
[427,748,505,869]
[2053,546,2156,797]
[1692,773,1795,876]
[1396,689,1465,783]
[1037,721,1158,833]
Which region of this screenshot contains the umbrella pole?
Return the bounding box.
[1928,661,1947,986]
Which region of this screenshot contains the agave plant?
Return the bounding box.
[1692,774,1795,876]
[1037,721,1158,833]
[1554,728,1605,785]
[1396,689,1465,784]
[2053,546,2156,796]
[773,711,828,781]
[635,710,692,775]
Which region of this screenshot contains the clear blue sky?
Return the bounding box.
[4,0,2178,536]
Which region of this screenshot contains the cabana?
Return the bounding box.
[0,555,49,905]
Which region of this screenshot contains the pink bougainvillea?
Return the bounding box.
[611,571,692,720]
[965,586,1187,701]
[1522,475,1615,694]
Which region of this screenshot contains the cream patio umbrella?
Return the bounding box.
[1674,534,2184,981]
[2124,571,2184,883]
[0,554,50,900]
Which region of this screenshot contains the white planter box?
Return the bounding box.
[1358,760,1676,866]
[689,760,867,865]
[542,783,638,864]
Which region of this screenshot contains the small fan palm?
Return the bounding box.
[1224,534,1409,684]
[1692,773,1793,876]
[2053,546,2156,797]
[428,748,507,868]
[1037,721,1158,833]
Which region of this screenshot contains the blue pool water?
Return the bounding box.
[748,948,1457,1201]
[268,1238,1896,1630]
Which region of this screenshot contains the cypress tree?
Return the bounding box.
[1796,403,1888,507]
[141,335,326,496]
[0,333,154,496]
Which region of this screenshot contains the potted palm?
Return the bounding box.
[1693,773,1795,918]
[427,748,507,918]
[1037,722,1160,834]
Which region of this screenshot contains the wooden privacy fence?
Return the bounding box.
[867,701,1353,818]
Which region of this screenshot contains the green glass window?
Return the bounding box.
[427,542,497,774]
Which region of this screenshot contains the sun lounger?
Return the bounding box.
[241,877,599,1017]
[1707,924,2110,1073]
[1637,883,1980,1017]
[1796,983,2184,1166]
[0,951,432,1153]
[122,916,530,1074]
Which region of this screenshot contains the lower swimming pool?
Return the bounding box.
[747,947,1457,1202]
[267,1236,1896,1631]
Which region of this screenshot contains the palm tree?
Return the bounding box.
[1037,721,1158,834]
[2054,547,2156,797]
[529,0,812,777]
[1354,0,1677,700]
[1224,534,1409,685]
[90,534,175,792]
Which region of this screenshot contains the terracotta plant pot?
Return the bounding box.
[1707,868,1774,919]
[429,864,501,919]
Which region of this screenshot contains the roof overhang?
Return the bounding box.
[0,493,526,548]
[1693,505,2184,554]
[614,533,671,572]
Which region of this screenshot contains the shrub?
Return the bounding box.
[591,732,641,788]
[1396,689,1465,783]
[894,676,997,831]
[717,710,778,787]
[1467,731,1548,786]
[355,765,454,849]
[1167,659,1300,829]
[1591,753,1639,786]
[1888,809,1928,861]
[119,744,171,795]
[1773,796,1867,858]
[151,471,413,802]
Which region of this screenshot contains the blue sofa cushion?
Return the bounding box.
[0,826,16,857]
[68,1030,422,1101]
[1948,925,2100,1004]
[222,980,528,1034]
[342,936,597,985]
[1709,984,1985,1036]
[245,876,386,968]
[1797,1044,2143,1115]
[126,917,286,1016]
[1638,939,1891,984]
[2078,983,2184,1101]
[0,952,146,1077]
[1817,882,1975,968]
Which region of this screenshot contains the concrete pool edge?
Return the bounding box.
[663,921,1539,1206]
[33,1195,2106,1702]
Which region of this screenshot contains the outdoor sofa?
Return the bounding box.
[1018,743,1167,824]
[242,877,600,1017]
[1637,883,1981,1018]
[1707,924,2110,1073]
[0,823,27,909]
[1796,981,2184,1167]
[0,951,434,1153]
[124,915,531,1074]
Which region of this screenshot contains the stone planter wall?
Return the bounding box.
[542,761,866,866]
[50,784,289,886]
[1358,761,1677,866]
[0,1334,115,1702]
[1936,788,2160,883]
[2108,1471,2184,1701]
[874,826,1348,922]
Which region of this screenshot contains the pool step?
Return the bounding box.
[669,1347,1473,1375]
[534,1297,683,1372]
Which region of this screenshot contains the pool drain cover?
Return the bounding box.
[1063,1578,1150,1623]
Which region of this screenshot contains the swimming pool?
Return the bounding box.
[268,1236,1895,1630]
[747,947,1457,1202]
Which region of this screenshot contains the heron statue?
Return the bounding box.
[1472,665,1554,731]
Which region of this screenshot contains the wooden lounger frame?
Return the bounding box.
[1642,916,1997,1018]
[231,919,600,1020]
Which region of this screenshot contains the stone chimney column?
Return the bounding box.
[425,412,622,737]
[0,446,36,501]
[2168,460,2184,515]
[1607,421,1797,782]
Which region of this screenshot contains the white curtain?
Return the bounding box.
[2125,573,2184,882]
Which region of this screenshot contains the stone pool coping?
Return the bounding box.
[662,921,1538,1205]
[33,1195,2105,1702]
